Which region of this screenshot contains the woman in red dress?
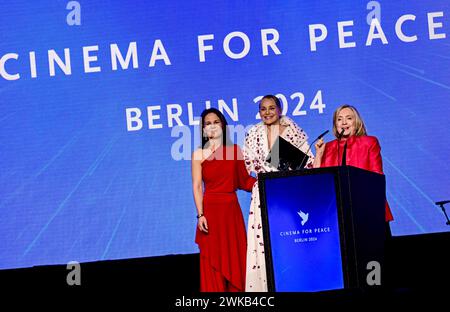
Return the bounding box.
[192,108,256,292]
[313,105,394,224]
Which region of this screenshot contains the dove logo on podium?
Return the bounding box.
[297,210,309,226]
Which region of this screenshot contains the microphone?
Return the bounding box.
[435,200,450,206]
[296,130,329,170]
[313,129,330,142]
[336,128,345,166]
[317,130,329,140]
[341,142,348,166]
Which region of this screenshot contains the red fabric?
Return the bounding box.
[320,135,394,222]
[195,144,256,292]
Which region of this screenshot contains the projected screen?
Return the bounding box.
[263,173,344,292]
[1,1,449,269]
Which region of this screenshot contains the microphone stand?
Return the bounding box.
[337,129,345,166]
[341,142,348,166]
[297,141,315,170]
[297,130,329,170]
[436,201,450,226]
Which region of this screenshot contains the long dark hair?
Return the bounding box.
[200,108,232,148]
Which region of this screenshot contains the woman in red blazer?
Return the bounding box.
[313,105,394,224]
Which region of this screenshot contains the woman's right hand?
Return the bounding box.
[197,216,209,233]
[314,138,325,157]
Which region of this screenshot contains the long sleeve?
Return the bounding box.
[243,126,276,175]
[319,141,337,168]
[368,138,383,175]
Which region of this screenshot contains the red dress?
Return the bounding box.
[320,135,394,222]
[195,144,256,292]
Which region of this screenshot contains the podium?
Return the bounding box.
[259,166,386,292]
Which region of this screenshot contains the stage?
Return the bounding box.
[1,232,448,308]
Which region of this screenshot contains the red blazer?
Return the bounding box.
[320,135,394,222]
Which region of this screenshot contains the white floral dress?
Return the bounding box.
[243,116,314,292]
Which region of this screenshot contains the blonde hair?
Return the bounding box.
[332,105,367,138]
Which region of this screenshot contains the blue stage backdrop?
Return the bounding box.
[1,1,449,269]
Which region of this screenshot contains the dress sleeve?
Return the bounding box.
[368,137,383,175]
[236,145,257,192]
[243,128,275,174]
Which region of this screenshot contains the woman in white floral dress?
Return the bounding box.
[243,95,314,292]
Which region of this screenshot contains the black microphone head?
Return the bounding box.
[317,130,329,140]
[337,128,345,139]
[435,200,450,206]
